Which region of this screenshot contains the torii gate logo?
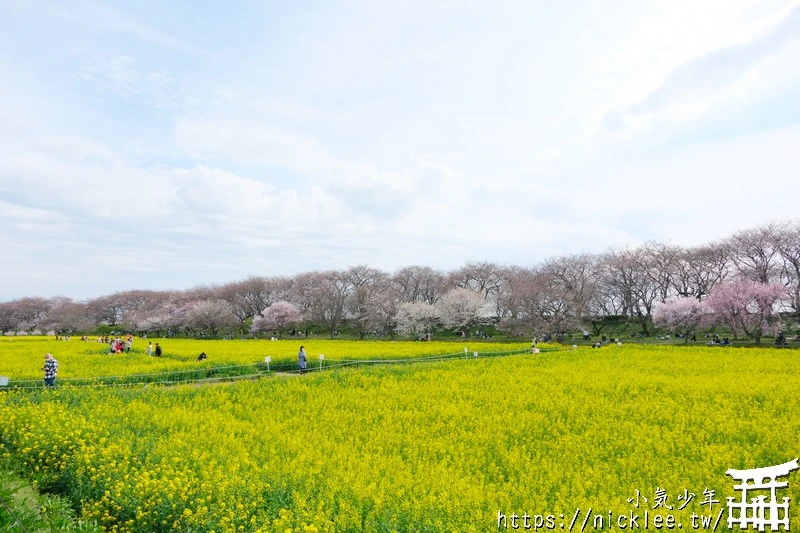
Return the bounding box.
[726,458,798,531]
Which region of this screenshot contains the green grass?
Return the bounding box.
[0,466,101,532]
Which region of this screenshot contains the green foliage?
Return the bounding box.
[0,466,102,532]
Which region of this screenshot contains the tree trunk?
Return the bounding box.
[637,312,649,336]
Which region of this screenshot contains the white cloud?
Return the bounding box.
[558,124,800,247]
[0,201,63,222]
[601,1,800,135]
[174,117,420,194]
[79,56,183,109]
[1,1,799,299]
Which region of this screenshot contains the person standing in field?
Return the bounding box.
[154,343,162,357]
[298,346,307,374]
[146,342,153,356]
[42,353,58,387]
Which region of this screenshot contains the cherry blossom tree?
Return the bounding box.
[361,281,403,338]
[541,254,600,328]
[498,267,577,338]
[776,221,800,319]
[705,279,786,344]
[216,276,291,322]
[392,265,446,304]
[652,297,709,343]
[306,270,352,337]
[183,300,238,337]
[435,288,487,338]
[129,308,173,336]
[7,297,52,333]
[346,265,390,338]
[0,302,15,334]
[726,223,783,284]
[599,247,660,335]
[40,298,92,334]
[394,302,439,340]
[85,293,127,327]
[250,301,301,337]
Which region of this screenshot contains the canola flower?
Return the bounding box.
[1,344,799,532]
[0,336,529,383]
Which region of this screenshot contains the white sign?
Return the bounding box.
[726,459,798,531]
[0,376,8,387]
[318,354,325,360]
[264,356,271,363]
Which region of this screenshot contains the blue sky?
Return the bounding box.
[1,0,799,300]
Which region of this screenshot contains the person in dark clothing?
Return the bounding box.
[154,343,162,357]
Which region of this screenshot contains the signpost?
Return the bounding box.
[264,356,271,372]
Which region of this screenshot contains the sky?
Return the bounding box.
[1,0,800,301]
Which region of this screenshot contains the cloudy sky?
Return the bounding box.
[2,0,799,300]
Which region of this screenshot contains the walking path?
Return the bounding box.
[2,347,545,390]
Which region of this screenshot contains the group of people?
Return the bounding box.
[146,342,163,357]
[42,336,222,387]
[705,334,730,345]
[108,336,133,354]
[102,336,166,357]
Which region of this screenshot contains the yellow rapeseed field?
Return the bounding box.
[1,343,799,532]
[0,336,529,383]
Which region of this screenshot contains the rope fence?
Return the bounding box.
[1,347,549,391]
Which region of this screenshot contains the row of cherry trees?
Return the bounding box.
[1,221,798,340]
[653,279,787,344]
